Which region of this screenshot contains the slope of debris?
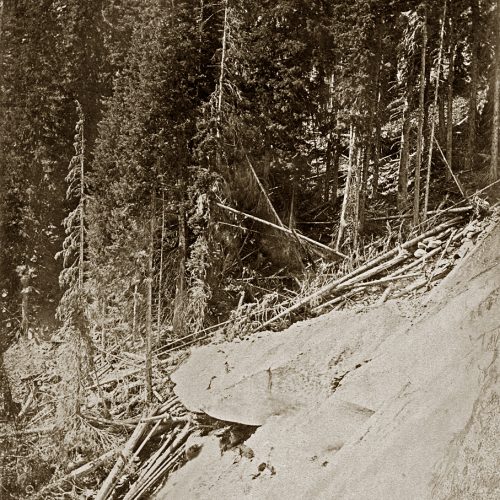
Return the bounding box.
[157,216,500,499]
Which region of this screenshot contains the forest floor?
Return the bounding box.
[156,213,500,499]
[1,207,499,499]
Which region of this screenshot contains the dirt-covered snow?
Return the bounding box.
[158,221,500,500]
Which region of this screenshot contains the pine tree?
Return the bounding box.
[56,101,91,419]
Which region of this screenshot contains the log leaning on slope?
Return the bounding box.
[216,202,347,260]
[95,407,156,500]
[257,217,463,331]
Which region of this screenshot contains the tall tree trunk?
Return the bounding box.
[215,0,228,172]
[156,192,165,339]
[336,125,355,251]
[466,0,479,171]
[78,103,86,293]
[446,12,456,180]
[144,192,155,404]
[490,0,500,181]
[413,4,427,225]
[20,272,29,337]
[372,22,383,200]
[0,353,16,421]
[423,0,447,218]
[398,101,411,213]
[324,134,333,203]
[217,0,228,119]
[332,139,340,207]
[438,92,446,147]
[172,200,187,335]
[358,146,369,236]
[353,146,362,249]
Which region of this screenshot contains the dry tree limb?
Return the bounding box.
[18,390,35,419]
[244,153,284,228]
[217,202,347,260]
[258,251,410,331]
[312,273,419,314]
[154,319,232,356]
[83,414,137,430]
[434,139,469,202]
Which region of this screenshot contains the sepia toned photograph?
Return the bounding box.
[1,0,499,498]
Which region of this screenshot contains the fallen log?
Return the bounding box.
[123,422,192,500]
[131,445,186,500]
[391,278,428,299]
[338,272,420,292]
[312,273,420,314]
[95,406,157,500]
[256,217,463,331]
[368,206,471,222]
[312,290,359,314]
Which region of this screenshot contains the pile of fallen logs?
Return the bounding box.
[256,209,497,331]
[30,396,193,500]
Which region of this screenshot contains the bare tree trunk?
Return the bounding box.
[336,125,355,251]
[423,0,447,218]
[132,282,138,343]
[324,135,333,203]
[145,193,155,404]
[79,107,85,290]
[438,92,446,147]
[372,23,383,200]
[413,4,427,225]
[353,146,362,249]
[17,266,30,337]
[215,0,228,172]
[446,12,455,180]
[491,0,500,181]
[398,102,411,213]
[332,140,340,206]
[217,0,228,118]
[156,192,165,339]
[358,146,369,237]
[0,353,16,421]
[172,200,187,335]
[466,0,479,171]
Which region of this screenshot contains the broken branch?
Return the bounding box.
[217,202,347,260]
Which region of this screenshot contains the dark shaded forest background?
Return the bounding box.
[0,0,499,395]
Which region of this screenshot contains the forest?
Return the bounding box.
[0,0,499,498]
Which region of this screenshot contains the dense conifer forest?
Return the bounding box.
[0,0,499,497]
